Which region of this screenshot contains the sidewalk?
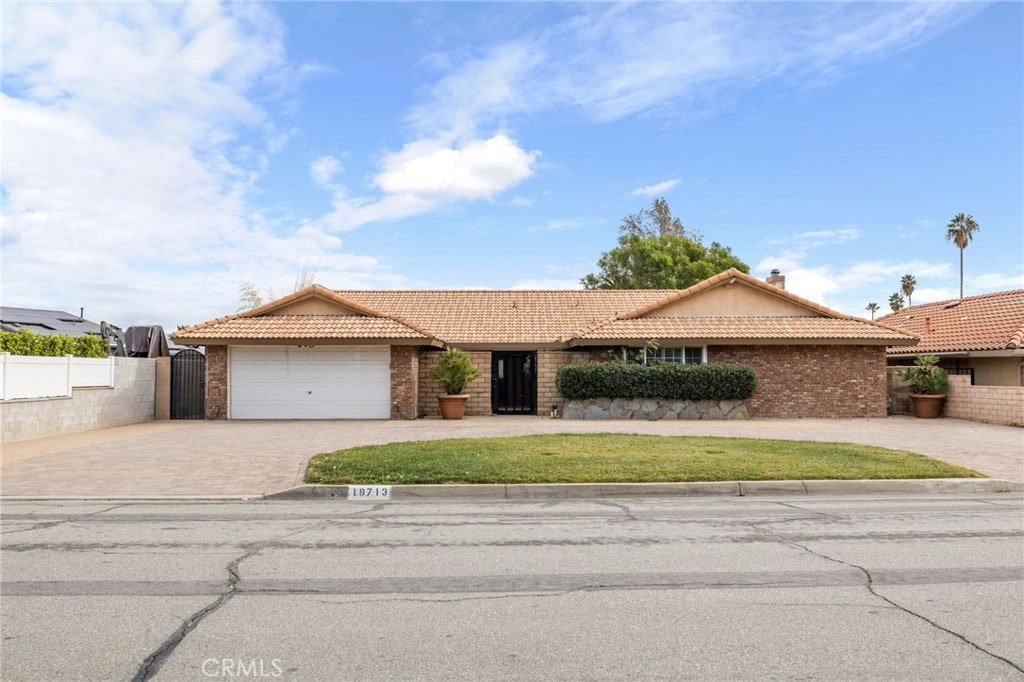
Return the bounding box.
[1,416,1021,498]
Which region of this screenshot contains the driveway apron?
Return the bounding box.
[1,416,1021,498]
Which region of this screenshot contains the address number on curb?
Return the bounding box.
[347,485,392,500]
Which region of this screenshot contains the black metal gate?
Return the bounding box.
[171,349,205,419]
[491,351,537,415]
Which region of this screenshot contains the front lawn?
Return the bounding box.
[304,434,982,485]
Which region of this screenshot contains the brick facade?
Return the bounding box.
[417,349,492,417]
[203,343,889,420]
[709,344,887,418]
[390,346,419,420]
[205,345,228,420]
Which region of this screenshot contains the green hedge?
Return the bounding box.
[0,329,108,358]
[556,362,756,401]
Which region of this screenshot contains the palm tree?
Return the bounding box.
[900,274,916,307]
[888,292,905,312]
[945,213,980,298]
[865,302,880,320]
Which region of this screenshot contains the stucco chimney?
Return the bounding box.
[766,269,786,290]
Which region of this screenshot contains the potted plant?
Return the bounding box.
[896,355,949,418]
[433,347,480,419]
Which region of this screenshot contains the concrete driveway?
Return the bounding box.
[1,416,1021,498]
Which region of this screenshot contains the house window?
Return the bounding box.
[625,346,706,364]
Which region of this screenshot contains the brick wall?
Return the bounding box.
[709,345,887,418]
[418,349,492,417]
[205,345,228,419]
[1,358,156,443]
[946,375,1024,425]
[390,346,419,420]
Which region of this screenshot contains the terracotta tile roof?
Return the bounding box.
[174,316,429,341]
[878,289,1024,355]
[573,317,917,343]
[173,271,916,347]
[334,289,675,344]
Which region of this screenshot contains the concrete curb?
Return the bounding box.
[0,495,263,502]
[266,478,1023,501]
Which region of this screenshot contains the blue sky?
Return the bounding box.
[3,2,1021,330]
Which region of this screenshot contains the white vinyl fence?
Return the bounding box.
[0,353,115,400]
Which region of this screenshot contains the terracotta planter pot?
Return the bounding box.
[909,393,946,418]
[437,394,470,420]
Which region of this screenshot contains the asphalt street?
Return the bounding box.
[1,495,1022,681]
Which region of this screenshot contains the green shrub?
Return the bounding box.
[432,347,480,394]
[0,329,108,358]
[896,355,949,395]
[556,361,756,401]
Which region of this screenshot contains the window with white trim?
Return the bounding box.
[624,346,707,364]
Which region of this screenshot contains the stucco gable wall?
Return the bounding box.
[645,284,821,318]
[264,298,363,316]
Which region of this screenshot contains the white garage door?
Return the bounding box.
[230,346,391,419]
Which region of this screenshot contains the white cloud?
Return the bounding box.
[509,278,581,290]
[969,271,1024,292]
[375,134,537,201]
[631,179,680,197]
[1,3,402,328]
[407,4,978,136]
[311,134,539,231]
[310,155,342,187]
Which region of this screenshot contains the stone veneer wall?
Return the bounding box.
[709,345,887,418]
[564,397,748,420]
[946,375,1024,425]
[1,358,156,443]
[417,349,492,417]
[205,345,228,419]
[390,346,419,420]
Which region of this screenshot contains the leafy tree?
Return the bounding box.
[945,213,980,298]
[582,198,747,289]
[900,274,916,307]
[619,196,701,241]
[888,292,905,311]
[238,281,270,311]
[865,302,880,320]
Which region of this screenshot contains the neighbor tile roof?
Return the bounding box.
[879,289,1024,354]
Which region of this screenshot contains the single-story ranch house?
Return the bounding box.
[172,269,916,420]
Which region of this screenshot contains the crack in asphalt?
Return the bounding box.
[131,520,329,682]
[752,523,1024,675]
[0,504,124,536]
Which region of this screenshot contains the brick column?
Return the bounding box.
[390,346,419,420]
[205,345,228,419]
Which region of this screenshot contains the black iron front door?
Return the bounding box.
[491,351,537,415]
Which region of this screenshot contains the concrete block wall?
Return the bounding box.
[417,349,491,417]
[538,350,596,416]
[946,375,1024,425]
[1,358,156,444]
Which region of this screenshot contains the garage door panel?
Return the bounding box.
[229,346,391,419]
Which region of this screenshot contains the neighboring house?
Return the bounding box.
[172,268,916,420]
[879,290,1024,386]
[0,306,102,338]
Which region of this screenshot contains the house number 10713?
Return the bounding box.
[347,485,391,500]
